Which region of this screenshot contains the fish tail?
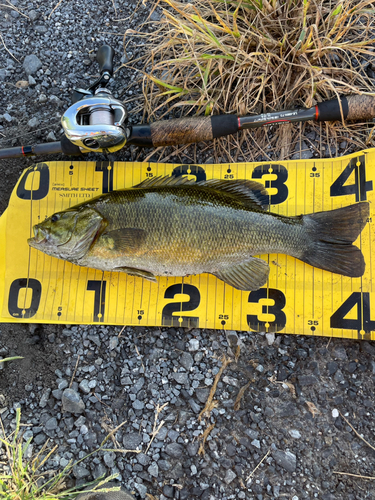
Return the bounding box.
[301,202,369,277]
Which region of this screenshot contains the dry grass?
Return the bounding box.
[198,422,215,455]
[125,0,375,161]
[198,354,232,421]
[233,380,252,411]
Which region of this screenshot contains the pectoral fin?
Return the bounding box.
[103,228,146,253]
[213,257,270,291]
[114,266,157,283]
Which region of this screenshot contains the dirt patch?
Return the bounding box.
[0,323,65,403]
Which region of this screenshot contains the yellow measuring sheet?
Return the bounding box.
[0,151,374,340]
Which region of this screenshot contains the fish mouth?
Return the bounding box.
[28,226,49,247]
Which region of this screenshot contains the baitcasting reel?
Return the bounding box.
[61,46,128,153]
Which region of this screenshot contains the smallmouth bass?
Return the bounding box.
[28,176,369,291]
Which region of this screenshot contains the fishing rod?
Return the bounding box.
[1,45,375,160]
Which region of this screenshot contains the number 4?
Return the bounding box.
[330,156,372,201]
[330,292,375,334]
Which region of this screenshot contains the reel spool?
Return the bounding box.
[61,89,128,153]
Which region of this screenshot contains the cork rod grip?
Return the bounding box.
[346,95,375,121]
[150,117,213,147]
[150,114,239,147]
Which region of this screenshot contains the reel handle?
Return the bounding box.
[96,45,115,76]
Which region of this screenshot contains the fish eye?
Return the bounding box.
[51,214,59,222]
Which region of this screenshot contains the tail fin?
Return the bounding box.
[301,202,369,277]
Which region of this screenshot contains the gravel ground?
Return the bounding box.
[1,1,375,500]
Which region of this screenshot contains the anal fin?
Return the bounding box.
[213,257,270,291]
[114,266,157,283]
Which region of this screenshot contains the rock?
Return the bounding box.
[148,462,158,477]
[34,433,47,445]
[305,130,316,140]
[275,402,299,417]
[272,450,297,472]
[173,372,188,384]
[137,453,150,466]
[73,465,90,479]
[28,10,40,21]
[35,25,48,34]
[223,375,240,387]
[103,452,115,467]
[52,389,62,400]
[292,140,313,160]
[3,113,12,122]
[49,95,62,106]
[134,483,147,498]
[58,379,69,390]
[62,388,85,414]
[195,387,210,403]
[0,69,8,81]
[332,408,339,418]
[109,336,118,350]
[188,339,199,351]
[79,379,90,394]
[289,429,301,439]
[327,361,338,375]
[23,54,42,76]
[150,10,161,22]
[157,460,171,473]
[39,388,51,407]
[187,441,199,457]
[46,131,57,141]
[332,346,347,360]
[163,485,174,498]
[225,330,240,349]
[123,432,142,449]
[132,400,144,410]
[165,442,184,458]
[297,375,318,386]
[333,369,344,383]
[93,463,107,479]
[179,352,194,370]
[266,332,275,345]
[88,334,101,346]
[224,469,236,484]
[189,399,201,413]
[347,361,357,373]
[44,417,57,431]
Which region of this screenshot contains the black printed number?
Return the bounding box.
[172,165,206,182]
[8,278,42,318]
[252,164,288,205]
[330,156,372,201]
[87,280,106,322]
[162,284,200,327]
[16,164,50,200]
[247,288,286,332]
[330,292,375,336]
[95,162,114,193]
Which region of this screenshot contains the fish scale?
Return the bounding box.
[81,187,305,273]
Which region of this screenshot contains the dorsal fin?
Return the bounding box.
[133,175,197,189]
[132,175,269,208]
[196,179,269,208]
